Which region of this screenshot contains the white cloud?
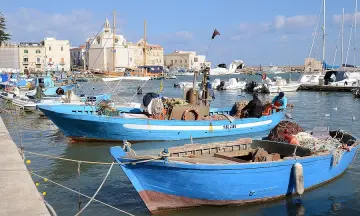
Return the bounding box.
[231,14,316,40]
[333,12,360,25]
[4,8,125,46]
[161,31,194,44]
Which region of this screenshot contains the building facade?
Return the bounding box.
[18,42,45,73]
[304,58,322,72]
[70,45,86,69]
[88,19,164,72]
[43,37,71,72]
[0,42,19,70]
[164,51,211,70]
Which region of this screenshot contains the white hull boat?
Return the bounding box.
[254,76,300,93]
[209,60,244,75]
[211,78,246,90]
[102,76,151,82]
[299,71,360,87]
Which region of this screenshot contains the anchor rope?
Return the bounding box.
[29,171,135,216]
[74,162,114,216]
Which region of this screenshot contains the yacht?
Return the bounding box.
[209,60,244,75]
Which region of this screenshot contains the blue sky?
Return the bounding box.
[2,0,360,66]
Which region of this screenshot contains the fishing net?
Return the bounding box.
[295,132,342,152]
[201,114,229,121]
[96,100,119,116]
[150,98,164,117]
[267,121,305,142]
[163,98,188,109]
[231,100,248,118]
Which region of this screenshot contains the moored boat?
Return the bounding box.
[110,129,359,213]
[37,104,284,141]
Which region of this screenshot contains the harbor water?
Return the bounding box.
[1,73,360,216]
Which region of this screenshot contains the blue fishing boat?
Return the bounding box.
[110,130,359,213]
[37,104,284,141]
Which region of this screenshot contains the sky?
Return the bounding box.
[2,0,360,66]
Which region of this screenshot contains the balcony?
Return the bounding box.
[22,62,29,65]
[60,62,65,65]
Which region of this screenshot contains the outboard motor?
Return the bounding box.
[217,81,226,91]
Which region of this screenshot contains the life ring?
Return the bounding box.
[56,87,65,95]
[262,73,267,80]
[182,109,199,120]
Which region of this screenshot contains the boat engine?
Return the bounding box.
[217,81,226,91]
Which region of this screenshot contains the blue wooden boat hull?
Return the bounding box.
[110,144,359,213]
[37,104,284,141]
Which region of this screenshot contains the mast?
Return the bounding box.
[341,8,344,67]
[144,20,147,75]
[112,10,116,72]
[322,0,326,70]
[355,0,358,67]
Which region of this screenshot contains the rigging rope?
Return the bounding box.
[74,162,114,216]
[30,171,135,216]
[23,150,159,165]
[308,0,324,58]
[345,12,356,66]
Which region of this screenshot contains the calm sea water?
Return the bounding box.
[1,73,360,216]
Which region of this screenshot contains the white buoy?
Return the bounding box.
[293,163,304,195]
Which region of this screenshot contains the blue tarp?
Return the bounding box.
[323,62,340,69]
[0,74,8,82]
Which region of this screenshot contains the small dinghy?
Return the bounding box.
[110,129,359,213]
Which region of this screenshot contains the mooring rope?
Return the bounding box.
[30,171,135,216]
[23,150,160,165]
[74,162,114,216]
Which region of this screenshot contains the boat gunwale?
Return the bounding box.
[110,143,359,170]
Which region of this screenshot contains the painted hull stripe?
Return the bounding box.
[123,120,273,131]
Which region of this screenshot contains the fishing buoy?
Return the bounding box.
[293,163,304,195]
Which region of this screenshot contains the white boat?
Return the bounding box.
[176,81,201,89]
[102,76,151,82]
[263,65,284,74]
[211,78,246,90]
[299,70,360,87]
[209,60,244,75]
[254,76,300,93]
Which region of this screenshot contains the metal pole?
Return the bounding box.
[322,0,326,71]
[112,11,116,72]
[355,0,358,67]
[342,8,344,67]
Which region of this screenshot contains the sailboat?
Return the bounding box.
[299,0,360,88]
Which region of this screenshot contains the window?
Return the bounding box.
[171,60,173,65]
[78,51,80,56]
[175,60,177,63]
[36,49,41,54]
[130,57,133,62]
[194,57,198,62]
[164,60,166,64]
[152,60,155,64]
[61,46,63,51]
[23,57,28,62]
[62,68,64,72]
[49,58,52,62]
[185,59,187,63]
[24,50,28,54]
[180,60,182,63]
[61,58,64,64]
[49,46,51,51]
[36,58,40,63]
